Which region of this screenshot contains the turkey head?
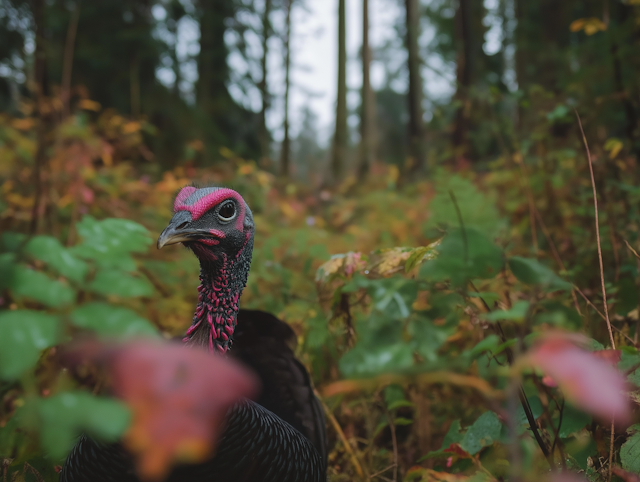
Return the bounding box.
[157,186,255,354]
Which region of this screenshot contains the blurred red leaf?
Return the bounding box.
[593,349,622,366]
[522,336,629,423]
[612,467,640,482]
[80,340,257,481]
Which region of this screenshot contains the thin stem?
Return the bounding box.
[314,390,368,481]
[576,110,615,349]
[449,190,468,265]
[575,110,616,482]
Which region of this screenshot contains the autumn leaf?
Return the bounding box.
[519,335,630,423]
[73,340,257,481]
[570,17,607,35]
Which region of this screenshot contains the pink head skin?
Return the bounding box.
[174,187,247,231]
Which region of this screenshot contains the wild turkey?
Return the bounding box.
[60,186,327,482]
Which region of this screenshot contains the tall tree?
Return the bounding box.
[357,0,374,178]
[197,0,233,118]
[404,0,425,174]
[331,0,347,183]
[280,0,292,178]
[259,0,272,160]
[452,0,488,161]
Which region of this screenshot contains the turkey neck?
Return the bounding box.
[184,235,253,353]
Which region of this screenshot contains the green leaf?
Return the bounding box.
[394,417,413,426]
[9,265,76,307]
[88,270,154,298]
[23,236,88,282]
[1,232,27,252]
[419,420,463,460]
[71,216,151,271]
[70,303,158,338]
[508,257,572,291]
[460,411,502,455]
[481,301,530,323]
[0,253,17,291]
[420,228,503,287]
[0,311,59,380]
[35,392,130,459]
[621,429,640,474]
[556,404,591,438]
[515,395,543,435]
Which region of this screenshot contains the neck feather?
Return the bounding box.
[184,233,253,353]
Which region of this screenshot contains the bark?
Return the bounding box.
[280,0,292,178]
[61,4,80,118]
[259,0,272,160]
[197,0,232,116]
[30,0,48,234]
[130,52,140,117]
[331,0,347,183]
[404,0,425,175]
[452,0,471,159]
[357,0,374,178]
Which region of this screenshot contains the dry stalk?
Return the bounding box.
[575,110,615,482]
[314,390,368,481]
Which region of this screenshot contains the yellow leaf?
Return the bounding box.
[123,121,141,134]
[570,17,606,35]
[78,99,101,111]
[604,138,623,159]
[219,147,234,159]
[11,118,35,130]
[278,202,297,220]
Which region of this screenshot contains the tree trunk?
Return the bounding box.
[331,0,347,183]
[197,0,231,116]
[452,0,471,161]
[404,0,425,175]
[280,0,292,178]
[30,0,48,234]
[61,4,80,118]
[357,0,374,178]
[259,0,272,161]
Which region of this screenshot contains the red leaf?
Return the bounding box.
[612,467,640,482]
[592,349,622,366]
[523,336,630,423]
[78,340,257,481]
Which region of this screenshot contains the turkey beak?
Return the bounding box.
[157,211,200,249]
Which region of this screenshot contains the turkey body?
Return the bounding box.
[60,310,327,482]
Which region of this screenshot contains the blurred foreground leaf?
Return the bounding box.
[70,303,158,338]
[0,310,59,380]
[10,265,75,307]
[34,391,130,459]
[88,270,154,298]
[24,235,88,282]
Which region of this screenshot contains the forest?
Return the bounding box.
[2,0,640,481]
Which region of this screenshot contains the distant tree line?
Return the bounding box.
[0,0,638,182]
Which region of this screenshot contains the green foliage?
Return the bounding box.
[420,228,504,287]
[30,392,130,460]
[70,303,158,338]
[508,257,573,292]
[621,425,640,475]
[0,311,59,380]
[0,216,157,470]
[460,411,502,455]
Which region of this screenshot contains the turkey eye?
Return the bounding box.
[218,202,236,222]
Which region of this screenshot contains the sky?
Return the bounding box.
[155,0,505,148]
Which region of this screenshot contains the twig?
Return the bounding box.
[449,190,468,265]
[314,390,368,481]
[576,110,615,349]
[533,209,582,315]
[369,465,397,480]
[469,282,553,467]
[516,154,539,254]
[625,239,640,260]
[383,405,398,482]
[575,110,616,482]
[551,398,565,462]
